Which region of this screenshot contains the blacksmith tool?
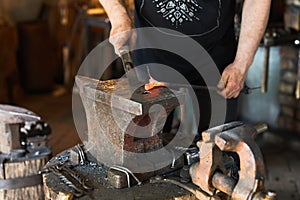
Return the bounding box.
[144,79,259,95]
[119,46,139,92]
[49,164,92,197]
[145,65,259,94]
[189,122,276,200]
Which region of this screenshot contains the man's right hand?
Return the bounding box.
[109,18,137,55]
[99,0,137,55]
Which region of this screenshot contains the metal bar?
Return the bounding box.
[153,82,259,95]
[261,43,270,93]
[0,156,6,179]
[253,123,268,134]
[296,47,300,99]
[60,165,92,190]
[75,144,86,165]
[49,166,85,197]
[0,174,42,190]
[211,172,236,196]
[111,165,142,186]
[109,166,131,188]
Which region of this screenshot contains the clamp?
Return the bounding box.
[190,122,276,200]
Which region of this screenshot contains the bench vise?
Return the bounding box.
[190,122,276,200]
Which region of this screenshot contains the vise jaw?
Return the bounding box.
[190,122,276,200]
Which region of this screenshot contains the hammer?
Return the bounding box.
[118,46,139,92]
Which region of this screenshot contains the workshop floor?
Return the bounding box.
[16,91,300,200]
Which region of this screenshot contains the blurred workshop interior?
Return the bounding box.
[1,0,300,199]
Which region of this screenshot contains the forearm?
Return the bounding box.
[99,0,131,25]
[99,0,137,53]
[234,0,271,73]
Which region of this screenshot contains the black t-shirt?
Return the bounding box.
[133,0,237,83]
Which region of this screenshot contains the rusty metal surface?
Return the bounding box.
[43,146,194,200]
[190,122,273,200]
[189,139,226,195]
[214,124,265,200]
[76,75,184,115]
[76,75,185,167]
[76,75,142,115]
[211,172,236,196]
[189,122,243,195]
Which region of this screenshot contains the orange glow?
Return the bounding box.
[144,77,166,91]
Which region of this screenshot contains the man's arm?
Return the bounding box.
[99,0,136,54]
[218,0,271,98]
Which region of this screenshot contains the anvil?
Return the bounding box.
[76,75,185,167]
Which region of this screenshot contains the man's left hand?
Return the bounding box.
[217,63,247,99]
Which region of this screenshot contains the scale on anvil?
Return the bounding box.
[42,48,277,200]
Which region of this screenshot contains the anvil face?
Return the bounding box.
[96,78,182,115]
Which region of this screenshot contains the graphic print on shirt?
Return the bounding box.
[139,0,222,36]
[153,0,203,27]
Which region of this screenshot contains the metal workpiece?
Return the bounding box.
[190,122,273,200]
